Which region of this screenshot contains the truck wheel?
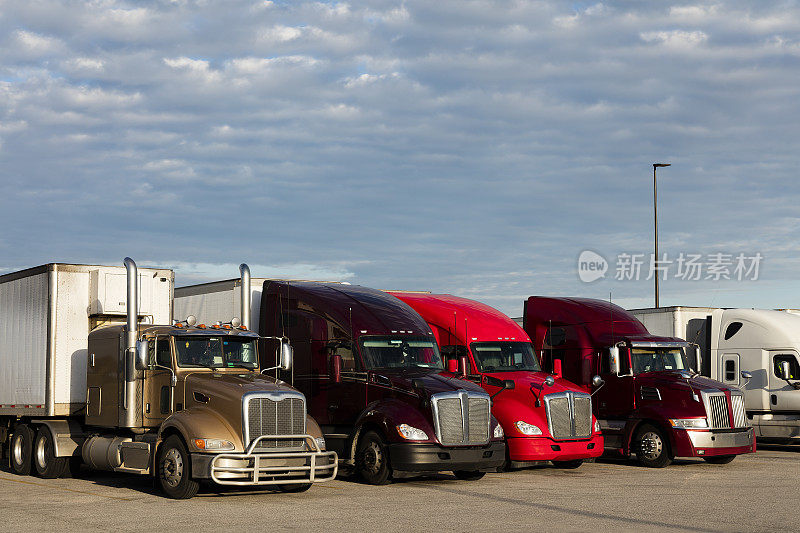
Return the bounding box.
[703,455,736,465]
[552,459,584,469]
[453,470,485,481]
[33,426,68,478]
[157,436,200,499]
[10,424,33,476]
[277,483,312,493]
[635,424,672,468]
[356,430,392,485]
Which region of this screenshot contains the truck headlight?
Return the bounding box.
[515,421,542,435]
[594,419,601,433]
[494,424,504,439]
[194,438,235,451]
[669,418,708,429]
[397,424,429,440]
[314,437,326,451]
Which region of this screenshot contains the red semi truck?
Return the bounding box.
[524,297,755,467]
[390,292,603,468]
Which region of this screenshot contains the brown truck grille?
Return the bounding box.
[431,391,491,446]
[544,391,593,440]
[244,395,306,450]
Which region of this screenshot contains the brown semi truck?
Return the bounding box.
[0,259,336,498]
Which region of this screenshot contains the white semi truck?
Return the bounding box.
[629,306,800,441]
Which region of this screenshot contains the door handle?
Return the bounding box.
[771,394,778,405]
[328,404,339,410]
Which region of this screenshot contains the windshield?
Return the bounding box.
[175,336,258,369]
[470,342,541,372]
[359,336,443,370]
[631,347,691,374]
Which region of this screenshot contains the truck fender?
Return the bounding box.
[348,399,435,463]
[30,419,86,457]
[624,418,671,455]
[158,407,242,454]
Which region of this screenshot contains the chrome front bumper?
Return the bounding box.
[686,427,754,449]
[193,435,338,486]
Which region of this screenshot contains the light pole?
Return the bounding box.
[653,163,671,308]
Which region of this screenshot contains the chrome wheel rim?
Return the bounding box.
[162,448,184,487]
[35,436,48,469]
[640,431,663,460]
[12,434,24,466]
[363,441,383,475]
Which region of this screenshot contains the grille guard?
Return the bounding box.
[210,434,338,486]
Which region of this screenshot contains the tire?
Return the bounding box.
[703,455,736,465]
[33,426,68,479]
[9,424,33,476]
[552,459,583,469]
[453,470,485,481]
[634,424,673,468]
[157,436,200,499]
[277,483,312,493]
[355,430,392,485]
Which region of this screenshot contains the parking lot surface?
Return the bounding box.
[2,445,798,532]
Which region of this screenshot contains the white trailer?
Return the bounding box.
[0,263,173,418]
[629,306,800,440]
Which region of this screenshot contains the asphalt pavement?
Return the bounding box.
[1,445,798,532]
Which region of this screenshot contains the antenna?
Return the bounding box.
[548,319,554,373]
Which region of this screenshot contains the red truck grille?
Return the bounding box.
[701,390,748,429]
[544,392,592,440]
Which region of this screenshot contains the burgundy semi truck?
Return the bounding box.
[524,297,755,467]
[390,292,603,469]
[176,278,506,484]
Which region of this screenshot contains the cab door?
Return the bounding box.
[596,347,635,420]
[143,336,173,426]
[768,351,800,411]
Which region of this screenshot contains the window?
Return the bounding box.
[359,336,443,370]
[156,337,171,367]
[470,342,541,372]
[175,336,259,369]
[724,322,743,341]
[725,359,736,382]
[630,347,690,374]
[773,354,800,380]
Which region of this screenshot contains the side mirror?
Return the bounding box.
[553,358,563,378]
[459,355,469,378]
[330,353,342,384]
[608,346,620,375]
[135,340,149,371]
[780,361,792,381]
[279,341,293,371]
[591,374,605,396]
[741,370,752,381]
[485,376,516,399]
[692,345,702,373]
[447,358,459,373]
[544,375,555,387]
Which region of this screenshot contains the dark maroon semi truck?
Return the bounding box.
[259,281,506,484]
[524,297,755,467]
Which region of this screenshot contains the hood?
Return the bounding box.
[184,372,300,429]
[371,368,486,397]
[635,370,733,393]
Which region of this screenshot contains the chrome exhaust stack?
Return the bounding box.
[239,263,251,330]
[121,257,139,427]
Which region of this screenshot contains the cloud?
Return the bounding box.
[0,1,800,317]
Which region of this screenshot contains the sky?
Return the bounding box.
[1,0,800,318]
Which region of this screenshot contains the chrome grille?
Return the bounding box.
[702,391,731,429]
[431,391,491,446]
[544,392,593,440]
[244,394,306,450]
[731,394,747,428]
[437,398,465,443]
